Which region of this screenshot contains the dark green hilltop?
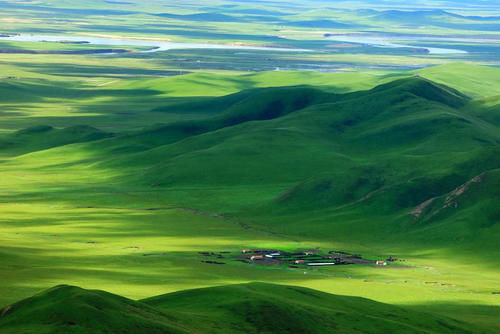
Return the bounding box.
[0,283,477,334]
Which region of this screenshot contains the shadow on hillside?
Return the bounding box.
[404,302,500,332]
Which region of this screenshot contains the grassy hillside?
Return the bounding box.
[0,66,498,332]
[144,282,479,334]
[0,125,109,157]
[417,64,500,99]
[0,285,190,334]
[0,283,479,334]
[103,86,334,152]
[1,75,497,249]
[90,77,499,248]
[0,0,498,331]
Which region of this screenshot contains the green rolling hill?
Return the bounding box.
[0,285,190,334]
[0,65,498,332]
[0,283,477,334]
[69,76,497,250]
[0,125,110,157]
[109,86,334,152]
[4,75,498,251]
[0,0,498,330]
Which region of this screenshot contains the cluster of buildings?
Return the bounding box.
[241,249,391,267]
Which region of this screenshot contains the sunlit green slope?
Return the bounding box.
[70,77,497,251]
[4,75,498,252]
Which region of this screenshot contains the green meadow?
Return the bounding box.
[0,61,499,332]
[0,0,499,333]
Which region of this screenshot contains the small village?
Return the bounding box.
[199,248,397,267]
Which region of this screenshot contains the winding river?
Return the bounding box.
[326,35,468,54]
[0,34,310,54]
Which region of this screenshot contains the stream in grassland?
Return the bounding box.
[0,34,311,54]
[326,34,469,54]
